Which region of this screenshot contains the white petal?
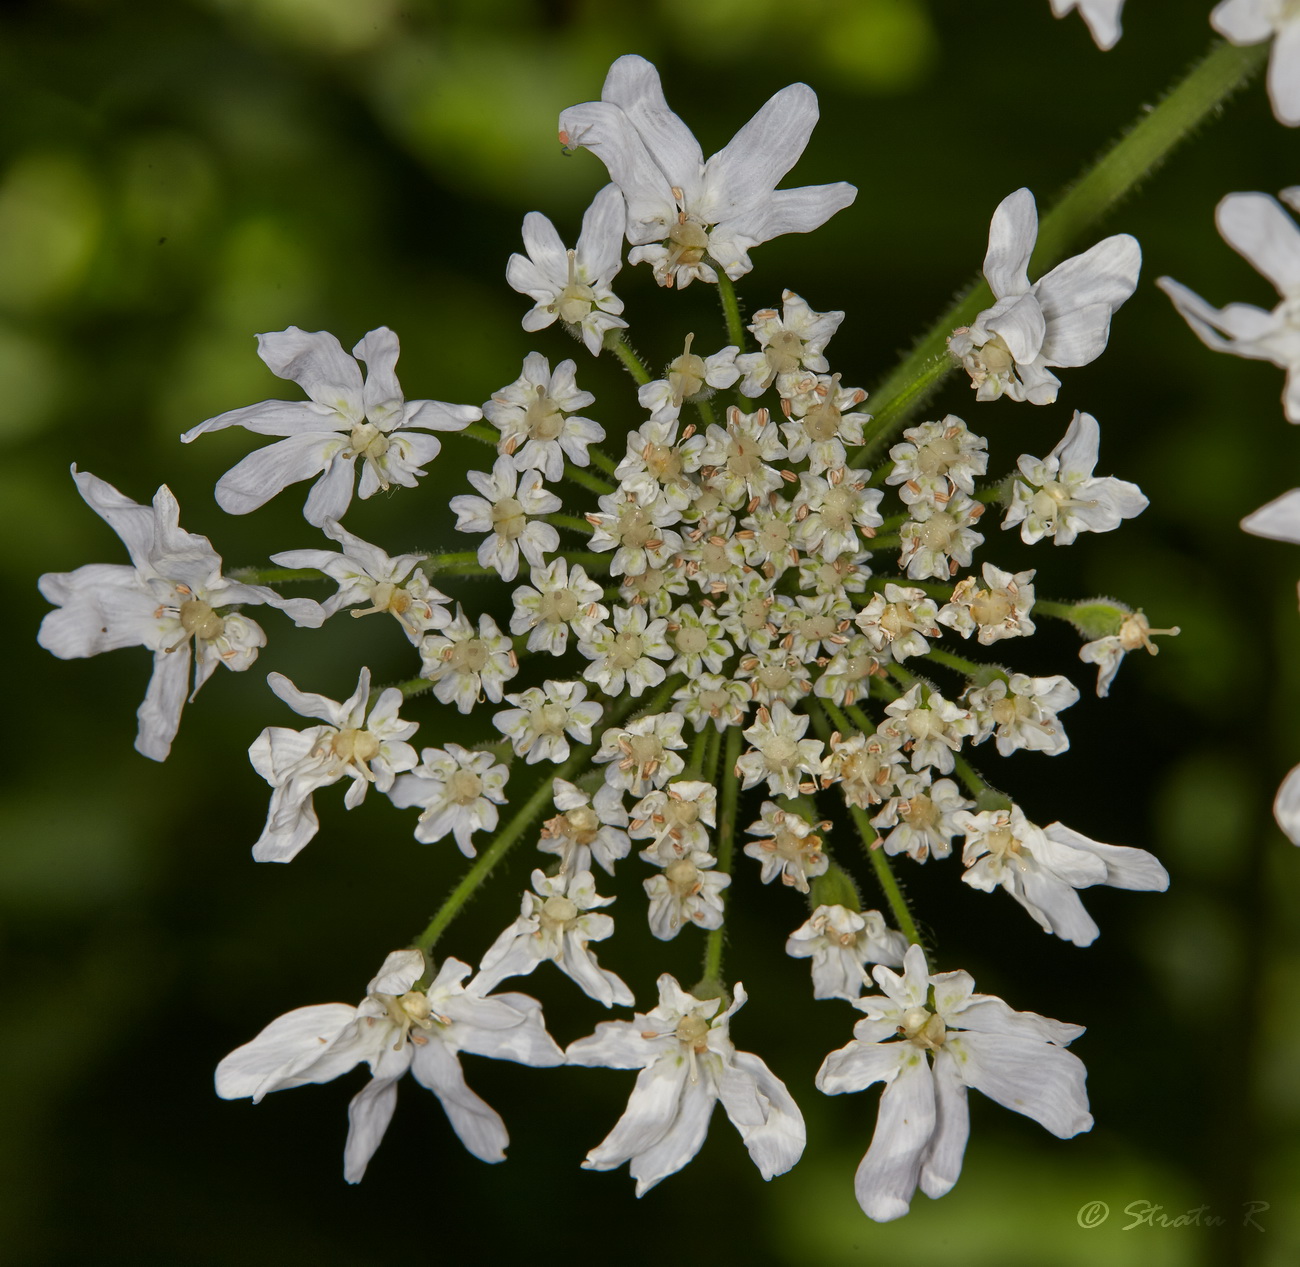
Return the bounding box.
[583,1060,688,1173]
[951,1032,1093,1138]
[135,645,191,761]
[983,189,1037,298]
[410,1039,509,1163]
[214,1003,360,1100]
[1217,191,1300,294]
[852,1054,935,1222]
[918,1048,970,1199]
[1267,20,1300,127]
[258,327,363,418]
[213,433,338,517]
[343,1077,399,1183]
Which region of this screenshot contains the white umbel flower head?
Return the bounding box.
[938,563,1037,644]
[419,608,517,713]
[180,327,479,525]
[474,869,634,1008]
[743,802,829,893]
[215,950,564,1182]
[1158,191,1300,420]
[956,805,1169,946]
[816,944,1092,1222]
[248,668,418,862]
[507,183,628,355]
[567,975,806,1194]
[37,467,322,761]
[967,672,1079,757]
[559,56,855,288]
[1003,411,1147,545]
[1212,0,1300,126]
[509,557,608,655]
[388,743,509,856]
[639,335,740,423]
[736,702,826,798]
[887,415,989,508]
[642,847,730,940]
[785,905,909,1000]
[948,189,1141,404]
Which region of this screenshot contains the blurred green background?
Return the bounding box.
[4,0,1299,1263]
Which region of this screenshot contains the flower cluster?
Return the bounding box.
[38,48,1181,1223]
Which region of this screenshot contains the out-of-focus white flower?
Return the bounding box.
[956,805,1169,945]
[507,183,628,355]
[215,950,564,1182]
[492,679,602,764]
[559,56,855,288]
[181,327,478,525]
[785,905,908,1000]
[37,467,322,761]
[474,869,634,1008]
[450,457,560,582]
[249,668,418,862]
[539,779,630,876]
[484,352,604,479]
[1079,610,1179,697]
[948,189,1140,404]
[1158,191,1300,420]
[567,975,805,1194]
[1240,486,1300,845]
[1003,411,1147,545]
[1050,0,1125,49]
[817,945,1092,1222]
[388,743,509,856]
[271,519,449,644]
[1212,0,1300,126]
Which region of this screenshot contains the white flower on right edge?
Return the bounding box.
[816,944,1092,1222]
[558,55,856,288]
[1050,0,1125,49]
[955,804,1169,946]
[1241,486,1300,844]
[1212,0,1300,126]
[567,975,805,1195]
[1157,191,1300,421]
[215,950,564,1183]
[948,188,1141,404]
[1002,411,1147,545]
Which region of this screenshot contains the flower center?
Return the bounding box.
[618,507,655,549]
[667,217,710,270]
[563,805,600,845]
[447,769,484,804]
[349,421,390,461]
[555,250,596,324]
[540,895,578,929]
[675,625,708,655]
[802,399,842,442]
[491,495,527,540]
[970,588,1013,626]
[525,387,565,441]
[610,630,645,669]
[675,1013,710,1051]
[449,639,489,673]
[918,514,957,551]
[664,858,701,896]
[178,598,224,641]
[333,727,379,764]
[916,434,960,477]
[765,329,804,376]
[667,334,707,401]
[538,588,580,624]
[900,1005,946,1049]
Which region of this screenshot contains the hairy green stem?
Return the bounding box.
[715,270,748,352]
[610,331,653,387]
[700,724,742,990]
